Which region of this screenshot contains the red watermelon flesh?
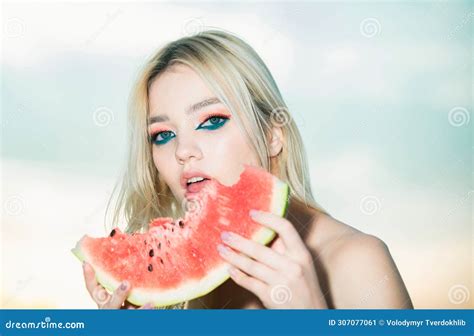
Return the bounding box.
[71,164,289,307]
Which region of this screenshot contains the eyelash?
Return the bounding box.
[149,114,230,145]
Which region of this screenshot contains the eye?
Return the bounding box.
[150,130,175,145]
[197,114,230,130]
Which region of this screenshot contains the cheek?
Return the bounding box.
[202,124,260,173]
[231,126,260,165]
[151,147,176,183]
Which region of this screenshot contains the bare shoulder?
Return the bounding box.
[305,212,413,309]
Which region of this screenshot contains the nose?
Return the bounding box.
[175,136,203,165]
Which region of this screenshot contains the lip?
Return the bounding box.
[180,170,212,190]
[184,179,212,197]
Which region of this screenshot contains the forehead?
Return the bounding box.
[148,64,214,117]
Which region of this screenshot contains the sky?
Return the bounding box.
[1,1,472,309]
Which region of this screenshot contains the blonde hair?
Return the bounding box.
[106,29,329,236]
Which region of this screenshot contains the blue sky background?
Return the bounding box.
[1,1,472,308]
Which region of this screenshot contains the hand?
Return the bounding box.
[82,261,153,309]
[217,209,328,309]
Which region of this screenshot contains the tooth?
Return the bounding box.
[187,176,206,184]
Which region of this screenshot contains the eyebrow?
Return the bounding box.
[147,97,222,125]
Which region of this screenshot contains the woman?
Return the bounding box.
[82,29,413,309]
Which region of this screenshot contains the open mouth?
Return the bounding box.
[186,177,209,186]
[186,178,211,193]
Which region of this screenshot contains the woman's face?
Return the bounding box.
[147,64,260,203]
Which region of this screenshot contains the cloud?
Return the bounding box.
[309,147,471,308]
[310,146,470,237]
[2,158,119,308]
[2,2,295,88]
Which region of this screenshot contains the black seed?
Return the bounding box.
[148,264,153,272]
[158,242,161,249]
[178,220,184,228]
[149,249,154,257]
[110,229,116,237]
[172,228,174,232]
[159,257,164,264]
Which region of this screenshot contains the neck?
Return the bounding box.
[285,197,321,234]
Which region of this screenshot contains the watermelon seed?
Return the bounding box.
[148,264,153,272]
[149,249,154,257]
[110,229,116,237]
[158,242,161,249]
[159,257,164,264]
[178,220,184,228]
[172,228,174,232]
[144,240,147,245]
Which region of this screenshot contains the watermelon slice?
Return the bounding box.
[71,164,289,307]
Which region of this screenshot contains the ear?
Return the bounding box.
[267,126,283,157]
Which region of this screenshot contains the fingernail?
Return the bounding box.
[217,244,229,256]
[221,231,232,243]
[120,281,129,291]
[228,267,237,276]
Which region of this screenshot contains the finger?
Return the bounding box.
[270,237,286,255]
[103,281,131,309]
[83,262,111,307]
[249,210,307,257]
[221,231,293,271]
[139,302,154,309]
[82,261,99,295]
[217,244,278,284]
[120,301,137,309]
[228,266,268,302]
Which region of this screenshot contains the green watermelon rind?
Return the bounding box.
[71,178,289,308]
